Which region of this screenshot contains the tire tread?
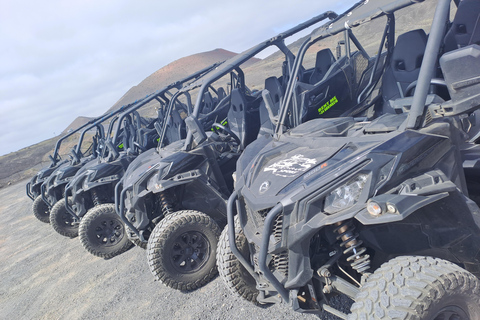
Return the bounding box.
[78,203,133,259]
[348,256,480,320]
[50,197,79,238]
[147,210,220,291]
[217,216,258,304]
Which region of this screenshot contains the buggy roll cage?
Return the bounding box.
[275,0,454,136]
[275,0,400,135]
[26,86,158,201]
[179,10,340,152]
[105,62,222,159]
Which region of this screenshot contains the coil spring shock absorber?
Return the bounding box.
[334,220,371,274]
[91,189,101,206]
[158,192,173,216]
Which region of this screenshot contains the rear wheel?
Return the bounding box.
[147,210,221,291]
[217,216,258,303]
[349,256,480,319]
[50,197,79,238]
[33,195,50,223]
[78,203,133,259]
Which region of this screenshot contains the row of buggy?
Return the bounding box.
[27,0,480,318]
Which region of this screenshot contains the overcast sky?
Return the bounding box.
[0,0,351,156]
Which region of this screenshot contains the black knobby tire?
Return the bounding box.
[32,195,50,223]
[50,197,79,238]
[78,203,133,259]
[348,256,480,320]
[147,210,221,291]
[217,216,258,303]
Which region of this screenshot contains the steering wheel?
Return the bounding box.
[404,78,448,97]
[211,122,241,146]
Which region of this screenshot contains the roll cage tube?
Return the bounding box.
[356,13,395,105]
[73,123,105,161]
[276,10,390,133]
[275,6,365,135]
[157,89,193,148]
[72,94,153,160]
[181,10,339,149]
[404,0,450,130]
[50,89,154,166]
[50,117,98,166]
[101,117,120,159]
[110,63,221,151]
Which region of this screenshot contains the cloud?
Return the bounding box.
[0,0,349,156]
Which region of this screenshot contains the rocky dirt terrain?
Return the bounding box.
[0,180,352,320]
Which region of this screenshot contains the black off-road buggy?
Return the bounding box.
[113,11,344,291]
[26,116,106,223]
[61,65,219,259]
[219,0,480,319]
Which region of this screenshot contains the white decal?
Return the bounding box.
[264,155,317,178]
[259,181,271,193]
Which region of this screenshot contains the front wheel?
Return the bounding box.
[32,195,50,223]
[50,197,79,238]
[78,203,133,259]
[147,210,221,291]
[349,256,480,320]
[217,216,258,303]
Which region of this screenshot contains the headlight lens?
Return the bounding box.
[324,174,368,214]
[146,163,171,192]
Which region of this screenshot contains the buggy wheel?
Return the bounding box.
[147,210,221,291]
[79,203,133,259]
[33,195,50,223]
[349,256,480,319]
[217,216,258,303]
[50,197,79,238]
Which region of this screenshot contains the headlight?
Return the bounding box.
[324,174,368,214]
[81,170,94,189]
[146,163,172,192]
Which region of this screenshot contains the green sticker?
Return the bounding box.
[318,96,338,115]
[118,143,124,149]
[211,119,228,131]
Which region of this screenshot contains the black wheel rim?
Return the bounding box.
[39,201,49,217]
[170,231,210,274]
[433,306,469,320]
[60,209,77,228]
[91,217,125,247]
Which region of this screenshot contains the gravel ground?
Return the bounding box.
[0,180,352,320]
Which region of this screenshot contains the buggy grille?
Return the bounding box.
[272,250,289,278]
[273,213,283,243]
[424,109,433,125]
[245,205,272,229]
